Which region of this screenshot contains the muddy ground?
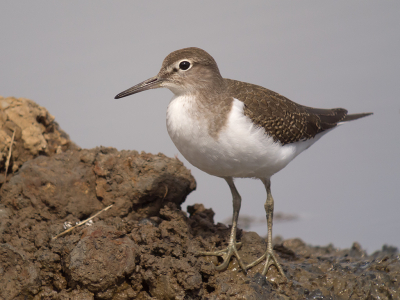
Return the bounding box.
[0,97,399,299]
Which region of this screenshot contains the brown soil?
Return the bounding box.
[0,96,78,180]
[0,98,398,300]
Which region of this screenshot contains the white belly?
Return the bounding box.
[166,96,324,179]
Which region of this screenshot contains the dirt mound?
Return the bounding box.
[0,97,398,299]
[1,150,398,300]
[0,147,197,299]
[0,96,77,181]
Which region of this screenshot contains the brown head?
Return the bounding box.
[115,47,224,99]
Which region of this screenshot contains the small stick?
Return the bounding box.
[4,129,15,181]
[52,204,113,240]
[163,185,168,200]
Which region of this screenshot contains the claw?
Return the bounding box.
[197,241,247,272]
[246,249,287,280]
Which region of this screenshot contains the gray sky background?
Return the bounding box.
[2,1,399,253]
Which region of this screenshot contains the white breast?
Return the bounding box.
[166,96,325,179]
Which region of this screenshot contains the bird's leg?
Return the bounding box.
[246,178,287,279]
[197,177,247,272]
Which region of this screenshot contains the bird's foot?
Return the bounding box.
[197,241,247,272]
[246,248,287,280]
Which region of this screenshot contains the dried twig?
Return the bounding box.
[4,129,15,180]
[163,185,168,200]
[52,204,113,240]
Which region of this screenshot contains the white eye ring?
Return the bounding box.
[178,60,192,71]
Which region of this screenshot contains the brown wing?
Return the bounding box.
[225,79,348,145]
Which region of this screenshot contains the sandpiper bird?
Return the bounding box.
[115,47,372,279]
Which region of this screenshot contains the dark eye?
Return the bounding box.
[179,61,191,70]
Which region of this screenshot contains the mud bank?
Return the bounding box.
[0,97,398,299]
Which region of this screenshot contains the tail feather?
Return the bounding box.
[302,106,373,133]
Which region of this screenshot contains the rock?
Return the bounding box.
[66,224,138,293]
[0,244,40,300]
[91,147,196,219]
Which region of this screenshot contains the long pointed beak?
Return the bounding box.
[114,76,163,99]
